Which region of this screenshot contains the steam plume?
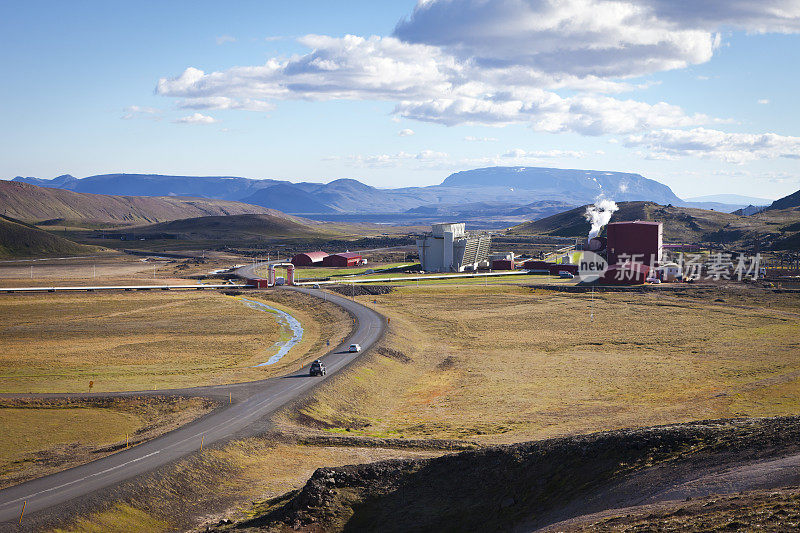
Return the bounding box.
[584,198,619,240]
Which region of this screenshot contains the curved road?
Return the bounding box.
[0,287,385,525]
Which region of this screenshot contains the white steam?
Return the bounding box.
[584,198,619,240]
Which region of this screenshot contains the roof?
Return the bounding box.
[331,252,362,259]
[607,221,662,226]
[296,251,328,261]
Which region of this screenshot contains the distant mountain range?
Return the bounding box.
[684,194,773,206]
[10,167,757,220]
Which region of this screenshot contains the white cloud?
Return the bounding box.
[758,98,771,104]
[464,136,498,142]
[395,0,799,80]
[329,149,449,168]
[121,105,161,120]
[331,146,601,171]
[155,32,714,134]
[179,96,274,112]
[625,127,800,163]
[398,128,415,136]
[154,1,799,157]
[157,36,456,102]
[216,35,236,45]
[395,90,713,133]
[502,148,590,159]
[174,112,218,124]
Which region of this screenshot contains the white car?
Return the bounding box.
[349,343,361,353]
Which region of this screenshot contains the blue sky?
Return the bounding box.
[1,0,799,200]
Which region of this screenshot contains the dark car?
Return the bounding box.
[309,359,326,376]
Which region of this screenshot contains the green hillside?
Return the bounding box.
[0,215,98,258]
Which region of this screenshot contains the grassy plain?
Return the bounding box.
[284,283,800,444]
[0,396,215,489]
[0,289,350,393]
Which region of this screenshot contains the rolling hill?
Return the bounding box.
[134,213,334,241]
[766,187,800,211]
[0,180,277,226]
[509,201,800,249]
[0,215,97,258]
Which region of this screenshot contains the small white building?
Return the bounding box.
[416,223,491,273]
[657,262,682,282]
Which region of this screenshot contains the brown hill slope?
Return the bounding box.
[0,215,97,258]
[0,180,276,226]
[136,213,335,240]
[509,201,800,249]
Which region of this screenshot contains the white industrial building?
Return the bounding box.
[416,223,491,273]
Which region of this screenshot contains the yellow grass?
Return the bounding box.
[0,408,141,475]
[285,284,800,444]
[0,289,350,393]
[0,397,216,489]
[52,503,170,533]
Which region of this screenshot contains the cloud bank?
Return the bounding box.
[155,0,800,160]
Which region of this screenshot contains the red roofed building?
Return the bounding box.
[322,252,363,267]
[291,251,329,266]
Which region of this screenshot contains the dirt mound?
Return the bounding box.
[225,416,800,532]
[375,347,411,363]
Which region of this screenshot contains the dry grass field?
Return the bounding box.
[0,251,248,287]
[284,284,800,444]
[0,396,216,489]
[0,289,350,393]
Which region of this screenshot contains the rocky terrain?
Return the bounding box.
[208,417,800,532]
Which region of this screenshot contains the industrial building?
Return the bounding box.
[291,251,328,266]
[491,259,515,270]
[322,252,364,267]
[416,223,491,273]
[606,221,663,267]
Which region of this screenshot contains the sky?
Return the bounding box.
[1,0,799,200]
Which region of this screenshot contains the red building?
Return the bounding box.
[602,263,651,285]
[251,279,270,289]
[322,252,363,267]
[549,264,578,276]
[491,259,515,270]
[291,251,328,266]
[606,221,663,267]
[523,260,552,270]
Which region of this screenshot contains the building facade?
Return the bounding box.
[606,221,663,266]
[416,223,491,273]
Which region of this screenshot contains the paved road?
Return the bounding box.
[0,287,384,525]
